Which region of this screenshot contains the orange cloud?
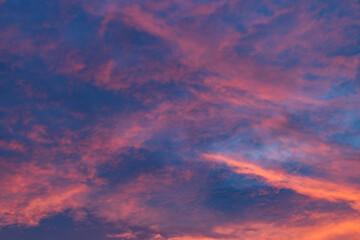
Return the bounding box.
[212,216,360,240]
[203,154,360,211]
[166,214,360,240]
[0,157,95,227]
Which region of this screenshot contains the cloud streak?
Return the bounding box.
[204,154,360,211]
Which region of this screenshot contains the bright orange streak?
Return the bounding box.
[203,154,360,211]
[166,216,360,240]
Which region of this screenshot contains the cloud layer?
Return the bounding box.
[0,0,359,239]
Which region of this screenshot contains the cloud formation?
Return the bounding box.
[0,0,359,239]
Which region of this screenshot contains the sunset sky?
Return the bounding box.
[0,0,360,239]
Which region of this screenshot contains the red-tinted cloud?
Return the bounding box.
[0,0,359,239]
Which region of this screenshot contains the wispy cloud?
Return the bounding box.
[0,0,359,239]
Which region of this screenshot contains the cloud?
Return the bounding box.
[0,0,359,239]
[211,216,360,240]
[106,231,137,239]
[203,154,360,211]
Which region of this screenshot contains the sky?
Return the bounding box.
[0,0,359,239]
